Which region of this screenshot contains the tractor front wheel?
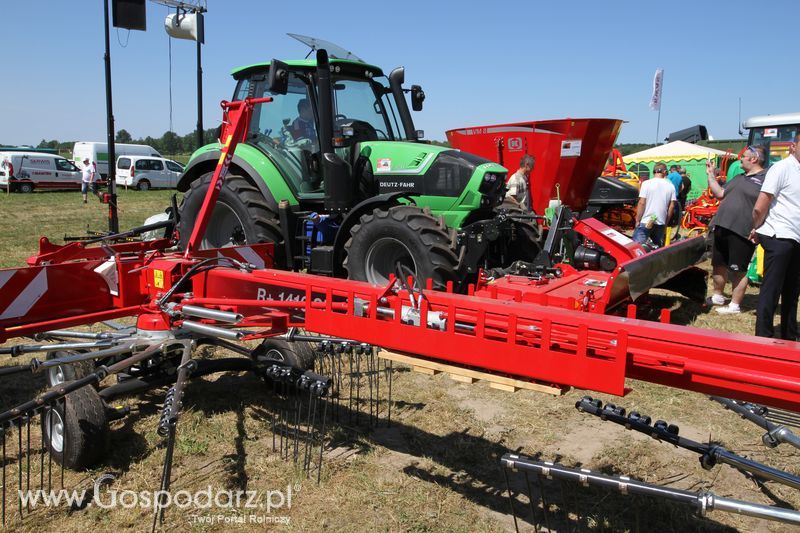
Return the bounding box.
[344,205,460,290]
[177,173,284,266]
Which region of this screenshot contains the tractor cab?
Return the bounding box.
[226,53,416,204]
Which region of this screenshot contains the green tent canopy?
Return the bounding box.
[623,141,729,201]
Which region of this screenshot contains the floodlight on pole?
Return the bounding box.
[155,0,207,150]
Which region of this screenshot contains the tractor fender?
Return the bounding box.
[177,150,279,212]
[332,192,414,276]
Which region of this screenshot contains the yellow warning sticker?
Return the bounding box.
[154,270,165,289]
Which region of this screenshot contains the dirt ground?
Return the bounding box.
[0,192,797,531]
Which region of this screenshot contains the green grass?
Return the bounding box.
[0,189,178,268]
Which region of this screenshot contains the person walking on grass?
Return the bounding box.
[706,145,767,314]
[633,163,675,247]
[80,157,101,204]
[751,134,800,339]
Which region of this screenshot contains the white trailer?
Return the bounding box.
[72,142,162,178]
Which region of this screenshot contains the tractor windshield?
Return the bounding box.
[241,71,324,195]
[749,123,799,163]
[332,76,401,141]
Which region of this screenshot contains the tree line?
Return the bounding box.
[35,128,220,157]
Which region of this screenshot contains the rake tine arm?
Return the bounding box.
[0,344,162,426]
[710,396,800,451]
[576,397,800,490]
[501,453,800,525]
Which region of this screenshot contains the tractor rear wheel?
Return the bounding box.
[344,205,459,290]
[177,173,284,266]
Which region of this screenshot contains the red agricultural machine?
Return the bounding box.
[446,118,641,228]
[1,97,799,530]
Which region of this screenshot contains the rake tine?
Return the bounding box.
[18,420,23,518]
[39,412,44,494]
[537,474,552,533]
[348,353,354,425]
[3,422,6,525]
[317,398,328,484]
[48,405,53,494]
[523,471,540,532]
[292,396,301,464]
[335,353,342,422]
[502,465,520,533]
[26,416,30,512]
[303,388,314,473]
[387,359,393,427]
[367,347,374,427]
[355,350,362,426]
[374,348,380,423]
[60,399,66,490]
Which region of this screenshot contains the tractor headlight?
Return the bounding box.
[479,172,505,194]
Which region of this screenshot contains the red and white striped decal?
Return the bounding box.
[0,268,48,321]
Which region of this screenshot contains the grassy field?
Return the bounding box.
[0,190,797,532]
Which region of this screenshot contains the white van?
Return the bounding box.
[0,151,87,192]
[73,142,161,178]
[115,156,183,190]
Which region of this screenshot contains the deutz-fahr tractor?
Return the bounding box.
[177,43,538,290]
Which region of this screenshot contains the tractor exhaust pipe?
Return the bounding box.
[316,48,354,212]
[389,67,417,141]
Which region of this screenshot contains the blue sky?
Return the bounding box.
[1,1,796,146]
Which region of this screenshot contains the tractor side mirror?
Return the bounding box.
[411,85,425,111]
[268,59,289,95]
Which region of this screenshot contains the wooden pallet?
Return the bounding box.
[378,350,567,396]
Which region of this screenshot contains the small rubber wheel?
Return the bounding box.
[45,351,94,388]
[42,386,109,470]
[254,339,317,370]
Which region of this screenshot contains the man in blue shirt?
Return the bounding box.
[666,165,682,196]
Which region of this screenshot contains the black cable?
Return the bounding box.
[157,256,250,307]
[116,28,130,48]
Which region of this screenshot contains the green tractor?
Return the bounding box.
[177,40,538,289]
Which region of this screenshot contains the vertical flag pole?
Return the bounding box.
[650,68,664,145]
[655,103,662,145]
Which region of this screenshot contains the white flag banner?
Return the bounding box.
[649,68,664,111]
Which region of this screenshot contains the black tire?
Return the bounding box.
[17,181,34,193]
[42,385,109,470]
[177,173,284,265]
[255,339,317,370]
[497,201,541,263]
[136,179,151,191]
[344,205,459,290]
[45,351,95,389]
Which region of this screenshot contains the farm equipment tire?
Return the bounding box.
[177,173,284,266]
[255,339,317,370]
[45,351,95,389]
[42,385,109,470]
[344,205,459,290]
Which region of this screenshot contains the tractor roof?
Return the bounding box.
[232,59,384,79]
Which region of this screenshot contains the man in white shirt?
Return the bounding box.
[751,134,800,339]
[505,154,535,211]
[632,163,675,247]
[80,157,99,204]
